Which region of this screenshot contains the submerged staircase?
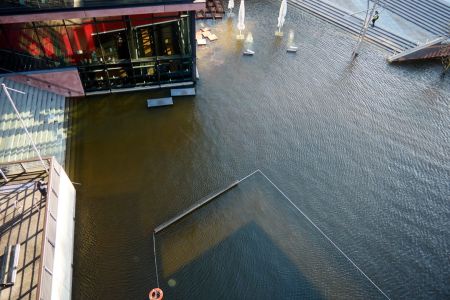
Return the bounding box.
[289,0,417,53]
[379,0,450,38]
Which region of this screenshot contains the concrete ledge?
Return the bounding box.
[3,68,84,97]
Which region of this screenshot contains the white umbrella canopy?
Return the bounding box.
[237,0,245,32]
[228,0,234,10]
[277,0,287,30]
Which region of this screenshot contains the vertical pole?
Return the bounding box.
[351,0,380,59]
[1,84,49,173]
[188,11,197,83]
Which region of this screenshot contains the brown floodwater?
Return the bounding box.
[69,0,450,299]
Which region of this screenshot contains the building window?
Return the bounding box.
[35,21,72,65]
[2,23,43,57]
[64,18,96,65]
[0,12,194,91]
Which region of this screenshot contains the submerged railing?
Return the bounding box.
[152,170,391,299]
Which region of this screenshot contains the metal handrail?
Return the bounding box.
[0,49,60,65]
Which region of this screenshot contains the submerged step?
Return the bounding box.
[170,87,196,97]
[147,97,173,108]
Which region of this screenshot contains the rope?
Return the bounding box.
[153,232,160,288]
[257,170,391,300]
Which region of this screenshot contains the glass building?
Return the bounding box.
[0,0,203,95]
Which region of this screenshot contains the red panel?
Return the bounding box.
[41,37,55,57]
[8,69,85,97]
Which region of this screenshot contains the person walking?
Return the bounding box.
[371,11,379,27]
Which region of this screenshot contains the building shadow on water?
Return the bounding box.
[153,172,385,300]
[157,221,324,300]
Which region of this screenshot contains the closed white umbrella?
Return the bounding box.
[237,0,245,39]
[228,0,234,10]
[228,0,235,16]
[276,0,287,36]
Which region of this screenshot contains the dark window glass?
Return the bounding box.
[35,25,71,64]
[132,59,157,86]
[133,26,156,59]
[2,23,42,57]
[155,21,180,57]
[79,66,110,92]
[107,63,134,88]
[65,22,97,64]
[94,18,129,62]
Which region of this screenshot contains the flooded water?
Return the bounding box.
[69,0,450,299]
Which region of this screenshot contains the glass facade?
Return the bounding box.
[0,1,191,16]
[0,12,195,93]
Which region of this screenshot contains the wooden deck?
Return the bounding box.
[0,78,67,166]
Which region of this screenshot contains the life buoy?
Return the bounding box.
[149,288,163,300]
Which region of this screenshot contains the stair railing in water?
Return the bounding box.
[154,171,263,234]
[152,169,391,299]
[257,170,391,300]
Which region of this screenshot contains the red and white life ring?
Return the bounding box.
[149,288,163,300]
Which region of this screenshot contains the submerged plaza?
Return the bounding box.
[1,0,450,299]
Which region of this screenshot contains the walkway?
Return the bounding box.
[0,78,68,166]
